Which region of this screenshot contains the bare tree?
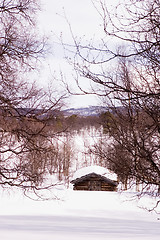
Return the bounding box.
[62,0,160,207]
[0,0,67,198]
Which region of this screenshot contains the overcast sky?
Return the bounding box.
[38,0,115,108]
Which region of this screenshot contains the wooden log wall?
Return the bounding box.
[73,179,117,191]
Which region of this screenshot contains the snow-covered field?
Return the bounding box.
[0,188,159,240]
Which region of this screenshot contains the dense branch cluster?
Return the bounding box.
[0,0,66,196]
[63,0,160,200]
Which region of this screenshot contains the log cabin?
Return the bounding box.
[71,172,118,191]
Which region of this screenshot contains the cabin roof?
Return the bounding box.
[71,172,118,186]
[72,165,117,181]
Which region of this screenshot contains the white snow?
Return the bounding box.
[0,188,159,240]
[72,165,117,181]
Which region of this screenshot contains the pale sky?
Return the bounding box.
[38,0,116,108]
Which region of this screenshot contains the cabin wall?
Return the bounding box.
[101,181,117,191]
[73,180,89,191]
[73,179,117,191]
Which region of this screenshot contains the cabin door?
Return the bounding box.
[88,180,101,191]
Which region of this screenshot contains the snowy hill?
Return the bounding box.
[63,106,108,116]
[63,105,126,116]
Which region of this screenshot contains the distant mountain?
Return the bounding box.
[1,106,125,119]
[63,105,126,117]
[63,106,108,116]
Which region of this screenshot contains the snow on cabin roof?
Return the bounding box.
[72,165,117,181]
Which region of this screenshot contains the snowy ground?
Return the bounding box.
[0,189,159,240]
